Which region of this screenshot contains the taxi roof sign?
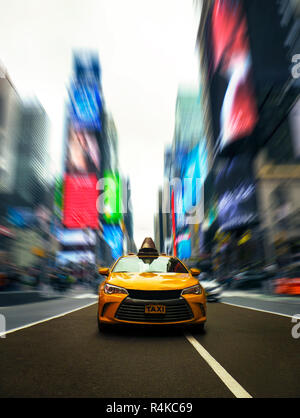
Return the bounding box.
[138,237,159,256]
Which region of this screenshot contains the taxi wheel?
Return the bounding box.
[195,323,205,334]
[97,317,109,333]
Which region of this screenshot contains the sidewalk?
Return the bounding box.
[222,289,300,305]
[0,288,61,307]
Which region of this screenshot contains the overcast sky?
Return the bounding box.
[0,0,200,248]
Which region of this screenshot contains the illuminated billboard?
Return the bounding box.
[7,207,36,228]
[63,123,101,229]
[103,224,123,260]
[102,171,123,224]
[69,82,102,132]
[58,229,96,246]
[62,52,103,233]
[181,142,207,214]
[203,171,218,231]
[176,228,192,260]
[54,177,64,220]
[215,155,259,231]
[207,0,258,151]
[177,239,192,260]
[56,251,95,265]
[66,126,100,175]
[63,174,99,229]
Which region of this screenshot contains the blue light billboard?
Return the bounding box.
[103,224,123,260]
[69,82,102,132]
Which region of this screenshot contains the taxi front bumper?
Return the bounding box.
[98,293,207,326]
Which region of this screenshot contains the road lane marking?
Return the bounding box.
[0,301,97,337]
[222,302,295,318]
[72,293,98,299]
[185,333,252,398]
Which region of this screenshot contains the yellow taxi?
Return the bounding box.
[97,238,207,332]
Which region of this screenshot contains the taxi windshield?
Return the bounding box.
[112,256,188,274]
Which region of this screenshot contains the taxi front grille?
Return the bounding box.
[115,298,193,323]
[126,289,182,300]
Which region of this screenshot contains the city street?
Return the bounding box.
[1,296,299,398]
[0,0,299,404]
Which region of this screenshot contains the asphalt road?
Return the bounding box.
[222,291,300,317]
[0,286,98,331]
[0,298,299,398]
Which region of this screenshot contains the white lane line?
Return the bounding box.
[72,293,98,299]
[0,301,97,337]
[185,333,252,399]
[222,302,296,318]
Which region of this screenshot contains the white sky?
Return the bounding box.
[0,0,200,248]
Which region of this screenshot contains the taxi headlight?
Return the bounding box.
[104,284,128,295]
[181,284,202,295]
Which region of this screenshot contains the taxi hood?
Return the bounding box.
[107,272,198,291]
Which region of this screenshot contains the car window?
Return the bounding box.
[113,256,188,273]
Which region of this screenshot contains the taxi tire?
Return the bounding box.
[97,317,109,333]
[195,323,205,334]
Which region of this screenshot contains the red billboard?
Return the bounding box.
[63,174,99,229]
[62,121,101,230]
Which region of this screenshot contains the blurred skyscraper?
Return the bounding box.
[156,85,208,261]
[196,0,300,275]
[0,66,53,267]
[14,100,50,206]
[0,66,21,196]
[59,51,135,267]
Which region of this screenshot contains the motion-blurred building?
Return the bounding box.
[156,85,209,262]
[122,177,136,254]
[0,74,53,268]
[9,100,52,268]
[0,67,21,196]
[59,51,104,266]
[154,188,164,253]
[14,100,50,207]
[0,66,21,262]
[196,0,300,274]
[59,51,135,267]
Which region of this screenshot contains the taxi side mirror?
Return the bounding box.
[99,267,110,276]
[190,268,201,277]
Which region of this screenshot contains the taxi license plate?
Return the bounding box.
[145,304,166,314]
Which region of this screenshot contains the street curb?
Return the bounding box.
[0,291,61,307]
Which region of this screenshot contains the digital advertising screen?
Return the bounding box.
[102,224,123,260]
[54,177,64,220]
[207,0,258,151]
[63,113,101,229]
[69,82,102,132]
[174,186,186,230]
[7,207,36,228]
[181,143,207,214]
[215,154,259,231]
[66,126,101,175]
[289,98,300,159]
[203,171,218,230]
[176,228,192,260]
[177,238,192,260]
[57,229,96,246]
[102,171,123,224]
[56,251,95,265]
[63,174,99,229]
